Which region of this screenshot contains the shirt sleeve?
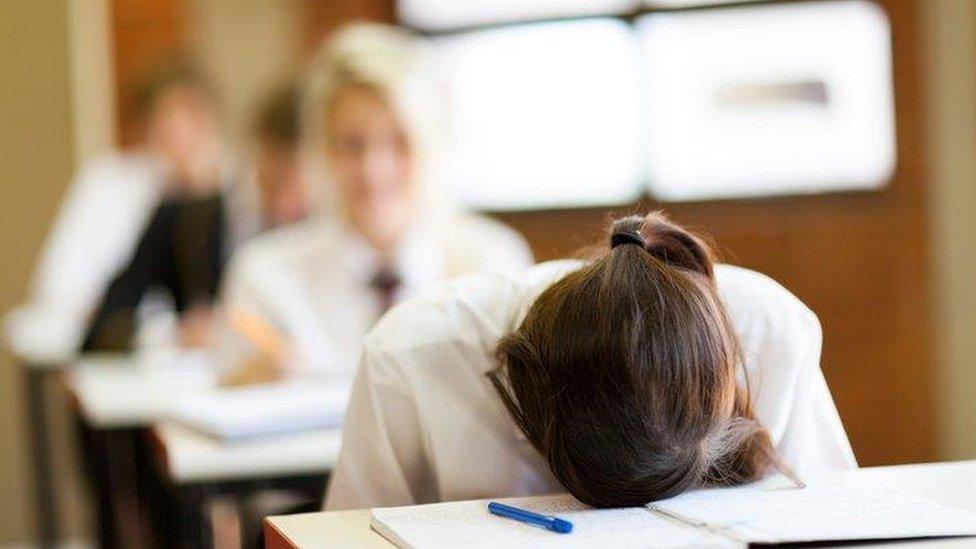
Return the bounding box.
[776,358,858,478]
[718,265,857,479]
[759,291,858,478]
[212,247,276,372]
[324,344,431,510]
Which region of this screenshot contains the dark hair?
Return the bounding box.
[132,59,214,119]
[489,211,779,508]
[255,83,302,146]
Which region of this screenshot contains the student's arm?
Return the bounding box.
[717,265,857,478]
[213,247,283,382]
[758,290,857,477]
[773,318,858,477]
[325,344,430,510]
[81,203,177,351]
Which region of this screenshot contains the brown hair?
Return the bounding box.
[132,59,215,119]
[489,212,779,507]
[255,83,302,146]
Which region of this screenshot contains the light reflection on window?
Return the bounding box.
[434,19,643,210]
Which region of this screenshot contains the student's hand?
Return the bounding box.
[220,351,284,386]
[179,305,215,348]
[220,308,290,386]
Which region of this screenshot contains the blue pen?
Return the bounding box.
[487,501,573,534]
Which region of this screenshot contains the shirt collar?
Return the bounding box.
[330,219,447,293]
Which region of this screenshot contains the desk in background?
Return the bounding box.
[67,354,217,547]
[149,422,341,546]
[66,355,342,547]
[265,460,976,549]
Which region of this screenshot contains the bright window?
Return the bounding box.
[638,0,895,201]
[398,0,636,31]
[434,19,644,210]
[643,0,749,7]
[411,0,896,209]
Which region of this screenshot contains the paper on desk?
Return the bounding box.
[651,481,976,544]
[69,353,217,428]
[169,381,351,441]
[370,493,739,549]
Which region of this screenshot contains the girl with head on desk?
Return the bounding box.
[217,24,533,384]
[326,212,857,510]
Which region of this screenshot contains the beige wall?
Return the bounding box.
[68,0,116,163]
[0,1,77,543]
[0,0,116,543]
[187,0,305,149]
[925,0,976,461]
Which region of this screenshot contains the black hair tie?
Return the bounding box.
[611,230,646,249]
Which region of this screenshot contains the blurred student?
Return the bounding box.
[251,84,310,230]
[77,63,232,351]
[5,63,217,357]
[81,73,311,352]
[326,212,856,510]
[218,23,533,383]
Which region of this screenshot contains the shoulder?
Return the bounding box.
[715,264,822,365]
[715,265,819,330]
[364,260,583,363]
[227,217,338,280]
[444,213,534,273]
[77,152,160,183]
[65,153,160,198]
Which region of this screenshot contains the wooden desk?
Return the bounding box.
[151,422,341,483]
[65,354,217,547]
[266,510,392,549]
[265,460,976,548]
[67,354,216,429]
[147,424,340,547]
[66,355,340,547]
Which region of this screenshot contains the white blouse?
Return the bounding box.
[216,214,534,378]
[325,260,857,510]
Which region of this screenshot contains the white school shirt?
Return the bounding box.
[216,214,534,378]
[325,260,857,510]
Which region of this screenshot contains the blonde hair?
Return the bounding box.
[302,22,448,221]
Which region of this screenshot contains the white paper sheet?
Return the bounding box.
[168,381,351,441]
[651,482,976,544]
[370,494,739,549]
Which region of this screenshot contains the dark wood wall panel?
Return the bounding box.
[111,0,187,146]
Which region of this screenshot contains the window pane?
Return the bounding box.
[638,0,896,201]
[435,19,643,210]
[399,0,637,31]
[643,0,749,7]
